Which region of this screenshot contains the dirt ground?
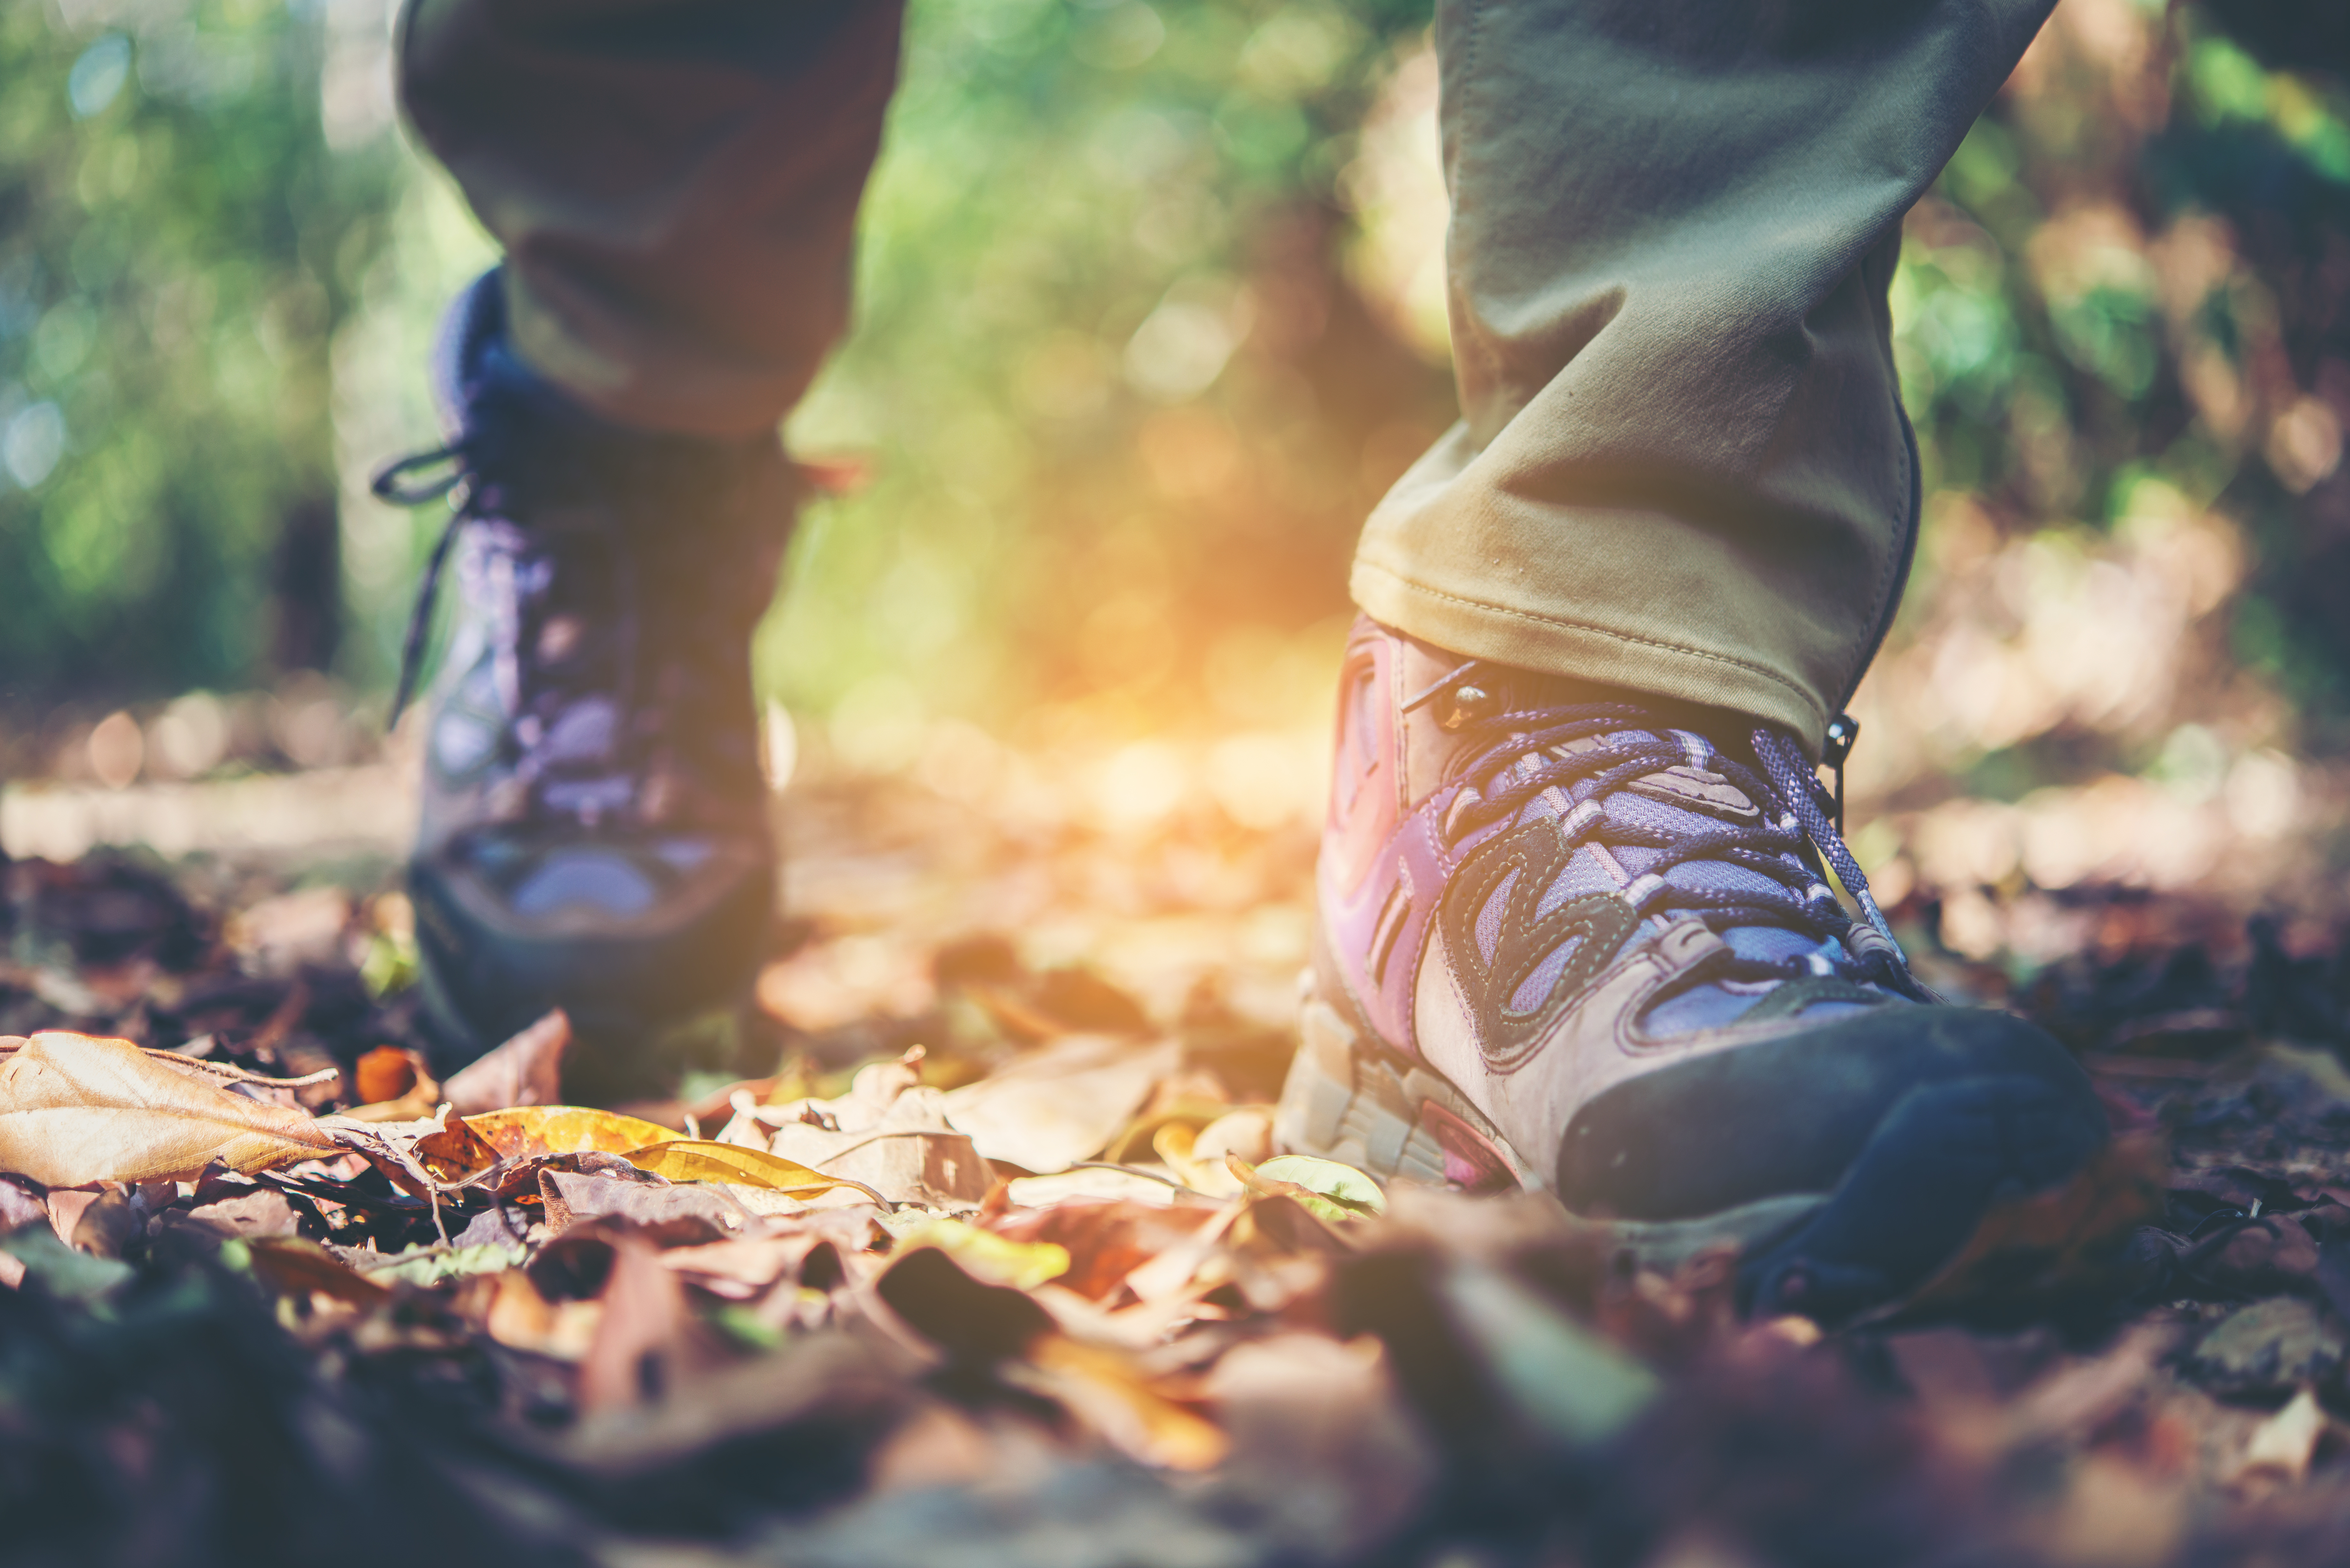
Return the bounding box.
[6,755,2350,1568]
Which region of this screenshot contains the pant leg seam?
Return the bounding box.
[1355,561,1825,715]
[1841,233,1914,711]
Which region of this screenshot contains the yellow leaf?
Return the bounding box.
[622,1139,847,1195]
[462,1106,683,1161]
[0,1031,339,1186]
[892,1215,1071,1291]
[1024,1334,1229,1471]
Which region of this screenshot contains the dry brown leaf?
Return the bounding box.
[1018,1332,1230,1470]
[413,1112,501,1184]
[47,1187,140,1256]
[2231,1387,2330,1486]
[657,1235,823,1299]
[443,1009,571,1116]
[352,1046,430,1107]
[942,1036,1179,1174]
[245,1237,392,1307]
[0,1031,339,1186]
[1871,1130,2170,1321]
[577,1233,727,1413]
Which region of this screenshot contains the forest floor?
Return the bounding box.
[6,751,2350,1568]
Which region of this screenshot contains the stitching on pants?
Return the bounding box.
[1355,562,1823,713]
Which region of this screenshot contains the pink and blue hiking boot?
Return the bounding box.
[1278,618,2108,1320]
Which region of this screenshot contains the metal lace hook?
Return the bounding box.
[370,444,470,508]
[1403,658,1503,731]
[1821,712,1860,833]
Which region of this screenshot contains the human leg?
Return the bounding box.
[382,0,903,1080]
[1288,0,2108,1319]
[397,0,902,436]
[1356,0,2057,750]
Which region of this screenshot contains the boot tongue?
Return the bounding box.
[1459,673,1868,1002]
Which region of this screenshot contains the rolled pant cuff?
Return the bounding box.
[1349,557,1831,758]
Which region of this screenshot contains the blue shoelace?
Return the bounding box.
[1434,692,1922,999]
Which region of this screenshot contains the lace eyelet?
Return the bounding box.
[1439,683,1499,731]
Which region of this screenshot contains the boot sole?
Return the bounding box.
[1277,976,2108,1319]
[1275,991,1832,1275]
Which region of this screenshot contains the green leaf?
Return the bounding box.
[1230,1153,1386,1222]
[2,1225,134,1306]
[361,1240,527,1288]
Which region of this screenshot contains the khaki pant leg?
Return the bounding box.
[396,0,904,437]
[1352,0,2055,754]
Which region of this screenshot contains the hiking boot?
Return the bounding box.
[1278,617,2108,1320]
[375,271,801,1091]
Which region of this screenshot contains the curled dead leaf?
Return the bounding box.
[443,1009,571,1116]
[0,1031,339,1186]
[622,1139,873,1201]
[413,1112,500,1184]
[345,1046,441,1121]
[465,1106,684,1162]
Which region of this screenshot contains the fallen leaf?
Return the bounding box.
[245,1237,392,1307]
[363,1240,529,1287]
[540,1168,756,1240]
[658,1235,826,1299]
[47,1187,140,1257]
[1018,1333,1230,1471]
[0,1176,46,1235]
[1440,1258,1659,1448]
[2231,1386,2329,1486]
[148,1189,300,1264]
[1255,1155,1385,1214]
[874,1243,1055,1361]
[486,1267,602,1359]
[0,1222,133,1303]
[352,1045,429,1106]
[0,1031,338,1185]
[577,1232,727,1413]
[465,1105,684,1161]
[2039,1451,2187,1567]
[1191,1107,1273,1167]
[990,1199,1224,1300]
[623,1139,863,1198]
[413,1111,501,1183]
[2190,1297,2346,1396]
[942,1036,1179,1174]
[1229,1153,1384,1225]
[1004,1167,1181,1209]
[890,1215,1070,1291]
[443,1009,571,1116]
[1869,1131,2169,1322]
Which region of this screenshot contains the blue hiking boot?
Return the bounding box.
[374,271,801,1093]
[1279,618,2109,1320]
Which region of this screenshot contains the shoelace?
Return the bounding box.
[372,442,649,825]
[372,443,480,726]
[1432,691,1920,998]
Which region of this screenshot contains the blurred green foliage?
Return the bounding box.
[1887,4,2350,752]
[7,0,2350,779]
[769,0,1450,752]
[0,0,399,711]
